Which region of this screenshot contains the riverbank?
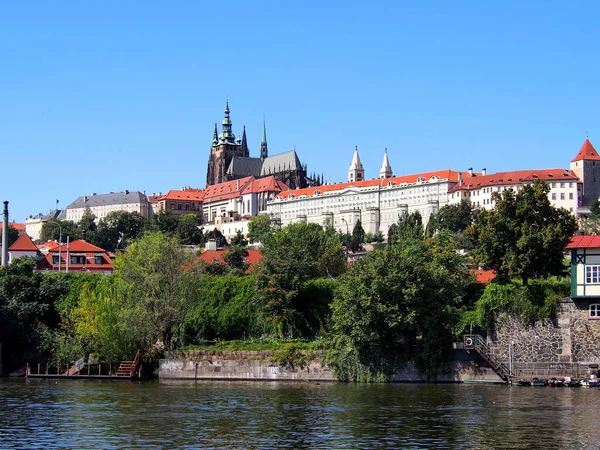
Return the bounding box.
[159,349,504,383]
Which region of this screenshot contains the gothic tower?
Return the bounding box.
[348,146,365,182]
[260,119,269,161]
[206,100,247,186]
[379,148,393,179]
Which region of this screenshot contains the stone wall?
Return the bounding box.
[490,297,600,365]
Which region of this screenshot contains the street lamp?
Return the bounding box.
[48,221,62,273]
[341,218,349,236]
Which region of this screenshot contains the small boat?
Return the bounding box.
[530,378,547,386]
[565,378,582,387]
[548,378,564,387]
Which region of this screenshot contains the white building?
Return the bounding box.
[65,191,151,222]
[25,209,61,242]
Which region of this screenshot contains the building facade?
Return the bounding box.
[150,188,204,219]
[65,191,151,222]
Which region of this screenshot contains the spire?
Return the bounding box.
[219,98,236,144]
[348,145,365,182]
[260,119,268,160]
[379,148,393,179]
[241,126,249,156]
[212,123,218,146]
[571,138,600,162]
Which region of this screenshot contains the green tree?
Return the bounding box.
[247,214,273,244]
[152,210,179,236]
[230,230,248,247]
[96,211,148,251]
[5,225,20,247]
[177,214,203,245]
[388,211,424,244]
[468,180,577,285]
[591,199,600,219]
[328,233,472,381]
[77,208,97,242]
[427,200,474,235]
[352,219,365,246]
[256,222,345,337]
[40,220,78,243]
[223,245,249,274]
[203,228,228,248]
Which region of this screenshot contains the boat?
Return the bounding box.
[548,378,564,387]
[530,378,547,386]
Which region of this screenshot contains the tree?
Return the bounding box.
[468,180,577,285]
[256,222,345,337]
[203,228,228,248]
[388,211,424,244]
[328,234,472,381]
[247,214,273,244]
[427,200,474,235]
[352,219,365,247]
[591,199,600,219]
[5,225,19,247]
[230,230,248,247]
[40,220,78,243]
[152,210,179,236]
[223,245,249,274]
[77,208,97,242]
[177,214,203,245]
[96,211,148,251]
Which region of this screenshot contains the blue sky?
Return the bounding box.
[2,1,599,222]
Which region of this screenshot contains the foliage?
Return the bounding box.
[467,279,570,332]
[40,220,78,243]
[293,278,338,338]
[328,234,473,381]
[0,258,69,368]
[177,214,203,245]
[230,230,248,247]
[95,211,148,251]
[373,230,384,243]
[152,210,179,236]
[222,245,249,274]
[180,338,323,352]
[352,219,365,245]
[591,199,600,219]
[181,274,273,343]
[6,225,20,247]
[269,342,315,370]
[364,232,374,243]
[203,228,228,248]
[427,200,474,235]
[388,211,424,244]
[247,214,273,244]
[256,222,345,338]
[77,208,97,242]
[468,180,577,284]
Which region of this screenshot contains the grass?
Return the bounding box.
[179,338,326,352]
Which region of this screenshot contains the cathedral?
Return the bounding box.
[206,100,317,189]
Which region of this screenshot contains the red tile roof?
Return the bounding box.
[0,223,26,232]
[472,269,496,285]
[566,235,600,249]
[155,189,205,202]
[241,176,290,195]
[276,170,475,200]
[571,139,600,162]
[196,248,263,268]
[8,233,38,252]
[36,239,114,273]
[39,240,108,253]
[203,176,254,203]
[448,169,578,192]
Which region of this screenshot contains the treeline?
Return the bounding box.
[0,180,576,380]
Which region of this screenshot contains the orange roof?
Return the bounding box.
[448,169,578,192]
[571,139,600,162]
[0,223,26,232]
[39,240,108,253]
[197,248,263,268]
[203,176,254,203]
[155,189,204,202]
[276,170,473,200]
[472,268,496,285]
[566,235,600,249]
[241,176,290,195]
[8,233,38,252]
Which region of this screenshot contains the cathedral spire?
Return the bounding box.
[379,148,393,179]
[260,119,269,160]
[219,98,236,144]
[212,123,218,146]
[348,145,365,182]
[241,125,249,156]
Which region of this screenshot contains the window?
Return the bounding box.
[590,304,600,318]
[586,266,600,284]
[70,255,86,265]
[560,193,565,200]
[569,193,574,200]
[95,256,104,265]
[551,193,556,200]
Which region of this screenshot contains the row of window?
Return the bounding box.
[551,193,574,200]
[52,255,105,265]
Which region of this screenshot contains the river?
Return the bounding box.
[1,379,599,449]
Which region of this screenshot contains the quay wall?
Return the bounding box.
[159,350,504,383]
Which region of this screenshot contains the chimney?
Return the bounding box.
[2,201,8,266]
[124,189,129,195]
[83,195,88,203]
[236,180,240,190]
[468,168,473,176]
[458,172,463,186]
[482,168,487,176]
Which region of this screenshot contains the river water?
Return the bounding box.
[1,379,599,449]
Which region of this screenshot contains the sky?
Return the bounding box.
[2,1,600,222]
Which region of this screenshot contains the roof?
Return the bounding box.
[8,233,38,252]
[154,189,204,202]
[38,239,108,253]
[0,222,26,232]
[472,269,496,285]
[241,176,290,195]
[197,248,263,268]
[260,151,303,176]
[203,176,254,203]
[67,191,148,209]
[448,169,578,193]
[566,235,600,249]
[226,157,264,178]
[276,169,472,200]
[571,139,600,162]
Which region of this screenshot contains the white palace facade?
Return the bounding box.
[266,139,600,236]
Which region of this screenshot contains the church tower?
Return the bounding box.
[348,146,365,182]
[379,148,393,179]
[260,120,269,161]
[571,138,600,207]
[206,100,247,186]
